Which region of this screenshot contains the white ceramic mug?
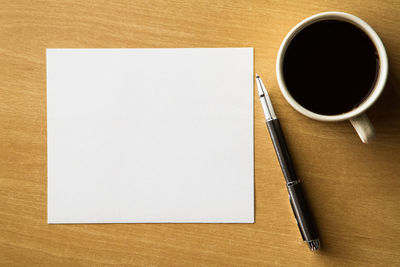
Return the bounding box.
[276,12,388,143]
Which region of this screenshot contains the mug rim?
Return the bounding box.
[276,11,388,122]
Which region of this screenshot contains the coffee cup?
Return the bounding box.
[276,12,388,143]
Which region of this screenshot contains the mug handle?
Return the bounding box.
[350,113,376,144]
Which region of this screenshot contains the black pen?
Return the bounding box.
[256,74,320,251]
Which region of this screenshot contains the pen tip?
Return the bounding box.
[255,73,260,79]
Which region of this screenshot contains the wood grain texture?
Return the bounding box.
[1,0,400,265]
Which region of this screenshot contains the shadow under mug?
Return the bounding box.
[276,11,388,143]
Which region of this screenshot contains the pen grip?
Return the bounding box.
[266,119,297,183]
[288,182,319,242]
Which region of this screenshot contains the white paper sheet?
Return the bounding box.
[47,48,254,223]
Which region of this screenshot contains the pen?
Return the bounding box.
[256,74,320,251]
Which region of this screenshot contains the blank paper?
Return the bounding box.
[47,48,254,223]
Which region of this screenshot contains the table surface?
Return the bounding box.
[1,0,400,266]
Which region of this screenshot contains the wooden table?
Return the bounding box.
[1,0,400,265]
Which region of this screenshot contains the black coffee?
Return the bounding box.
[283,20,379,115]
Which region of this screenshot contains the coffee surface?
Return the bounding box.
[283,20,379,115]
